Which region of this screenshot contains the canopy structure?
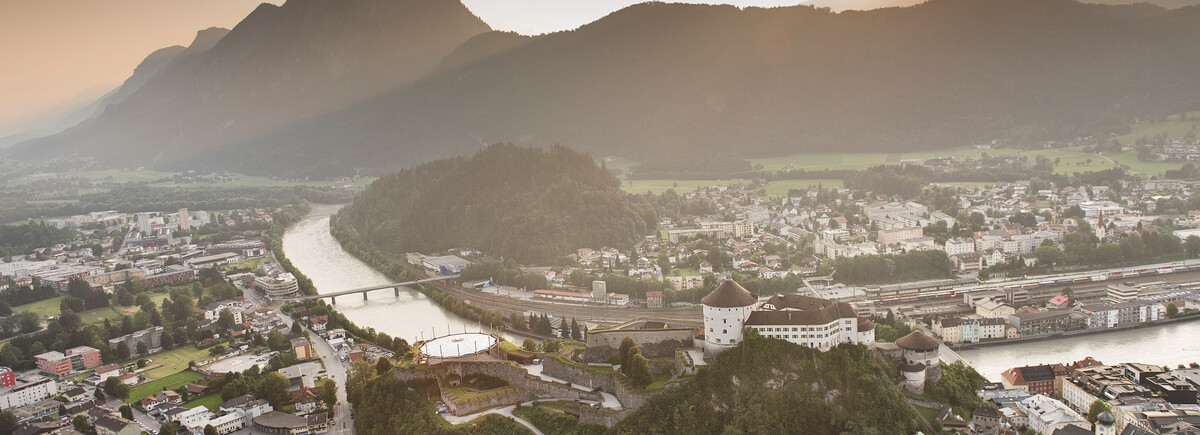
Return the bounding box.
[419,333,498,359]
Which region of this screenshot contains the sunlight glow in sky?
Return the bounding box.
[0,0,803,133]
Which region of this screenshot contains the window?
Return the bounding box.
[722,329,727,335]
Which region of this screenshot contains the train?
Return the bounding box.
[876,259,1200,304]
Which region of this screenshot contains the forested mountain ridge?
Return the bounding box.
[11,0,1200,176]
[337,144,655,263]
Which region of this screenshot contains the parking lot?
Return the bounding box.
[201,351,276,374]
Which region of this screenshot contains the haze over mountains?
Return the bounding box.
[9,0,1200,176]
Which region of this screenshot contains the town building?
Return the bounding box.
[0,374,57,411]
[1002,365,1058,397]
[1015,394,1087,435]
[646,291,663,308]
[253,411,328,434]
[292,337,314,360]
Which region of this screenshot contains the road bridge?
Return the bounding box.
[286,275,458,303]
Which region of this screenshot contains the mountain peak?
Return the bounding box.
[183,27,230,55]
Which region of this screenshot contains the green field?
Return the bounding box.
[74,306,125,325]
[748,144,1190,178]
[1115,111,1200,144]
[15,296,66,317]
[181,393,222,411]
[127,370,205,404]
[135,345,213,379]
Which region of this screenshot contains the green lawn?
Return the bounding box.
[137,345,214,379]
[182,393,223,411]
[15,296,66,317]
[75,306,125,325]
[127,370,205,404]
[747,148,987,172]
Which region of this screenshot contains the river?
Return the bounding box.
[281,203,517,344]
[282,204,1200,380]
[957,321,1200,381]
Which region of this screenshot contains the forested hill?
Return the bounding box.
[336,144,655,263]
[614,335,921,433]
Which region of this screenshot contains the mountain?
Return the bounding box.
[0,29,226,149]
[812,0,1200,12]
[11,0,490,168]
[12,0,1200,176]
[232,0,1200,175]
[336,144,653,263]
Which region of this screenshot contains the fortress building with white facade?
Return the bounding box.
[701,280,876,359]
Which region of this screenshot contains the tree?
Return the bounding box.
[158,421,178,435]
[559,320,570,338]
[522,338,539,352]
[120,405,134,420]
[0,411,16,435]
[291,321,303,336]
[137,341,149,356]
[204,425,218,435]
[619,336,639,368]
[345,360,376,403]
[375,357,392,376]
[95,386,106,400]
[1087,399,1111,424]
[1187,235,1200,258]
[217,309,235,330]
[1035,245,1064,267]
[257,372,292,408]
[267,329,288,351]
[1167,303,1180,317]
[73,415,92,434]
[114,342,130,361]
[626,353,653,388]
[103,376,131,400]
[321,379,338,409]
[570,318,581,341]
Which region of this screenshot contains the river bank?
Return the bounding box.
[949,312,1200,351]
[282,203,519,343]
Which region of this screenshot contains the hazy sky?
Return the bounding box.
[0,0,802,133]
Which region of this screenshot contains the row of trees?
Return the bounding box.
[832,250,954,285]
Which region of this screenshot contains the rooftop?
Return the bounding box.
[701,280,757,308]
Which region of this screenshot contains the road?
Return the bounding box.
[240,280,355,434]
[106,396,160,433]
[308,328,354,435]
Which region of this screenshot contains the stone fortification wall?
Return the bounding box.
[394,361,600,415]
[543,356,653,411]
[582,328,694,363]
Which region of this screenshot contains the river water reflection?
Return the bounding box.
[281,203,517,344]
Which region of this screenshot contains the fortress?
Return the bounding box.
[700,280,876,359]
